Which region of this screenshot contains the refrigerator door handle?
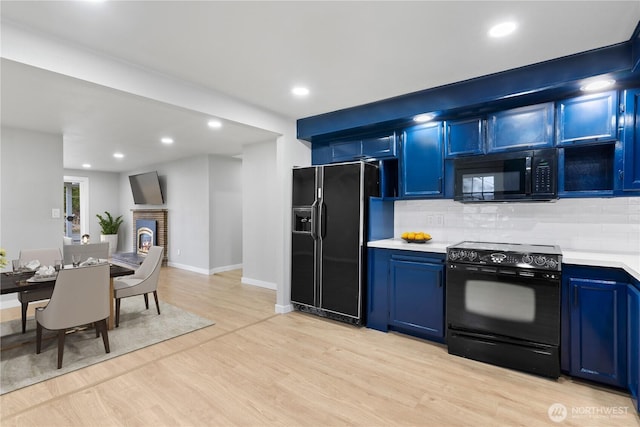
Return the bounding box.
[310,200,319,240]
[318,201,327,240]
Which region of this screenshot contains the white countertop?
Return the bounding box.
[367,238,640,282]
[367,238,451,254]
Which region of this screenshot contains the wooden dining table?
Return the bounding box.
[1,263,135,330]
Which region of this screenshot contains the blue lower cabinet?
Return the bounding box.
[568,274,628,388]
[366,248,445,343]
[628,284,640,412]
[389,256,444,341]
[366,248,391,332]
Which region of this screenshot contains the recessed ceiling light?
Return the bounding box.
[413,113,435,123]
[207,120,222,129]
[292,86,310,97]
[581,79,616,92]
[161,137,174,144]
[489,21,517,38]
[82,163,91,168]
[113,152,124,159]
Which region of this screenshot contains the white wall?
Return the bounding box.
[209,155,243,273]
[274,131,312,312]
[394,198,640,253]
[1,127,64,258]
[3,23,310,313]
[242,140,278,289]
[120,157,211,273]
[1,127,64,307]
[64,169,120,244]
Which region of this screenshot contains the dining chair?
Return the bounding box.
[17,248,63,334]
[113,246,164,327]
[62,242,109,265]
[35,263,110,369]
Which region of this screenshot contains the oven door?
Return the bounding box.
[446,264,560,345]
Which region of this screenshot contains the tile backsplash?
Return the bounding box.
[394,198,640,253]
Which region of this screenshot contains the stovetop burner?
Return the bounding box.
[447,241,562,271]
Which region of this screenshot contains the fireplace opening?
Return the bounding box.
[136,219,157,255]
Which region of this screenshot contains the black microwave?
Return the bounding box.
[453,149,557,202]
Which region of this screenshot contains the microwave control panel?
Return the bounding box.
[532,151,556,195]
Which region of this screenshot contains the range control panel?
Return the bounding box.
[447,242,562,271]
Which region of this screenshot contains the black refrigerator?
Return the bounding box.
[291,162,379,325]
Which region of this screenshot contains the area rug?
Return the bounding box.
[0,299,215,394]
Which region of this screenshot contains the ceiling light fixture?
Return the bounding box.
[489,21,517,38]
[113,152,124,159]
[161,137,174,144]
[413,113,435,123]
[82,163,92,168]
[207,120,222,129]
[581,79,616,92]
[292,86,310,97]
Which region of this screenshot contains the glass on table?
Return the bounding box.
[11,259,21,274]
[54,259,63,271]
[72,255,81,268]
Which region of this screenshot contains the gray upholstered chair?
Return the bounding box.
[113,246,164,327]
[62,242,109,265]
[17,248,63,333]
[35,263,110,369]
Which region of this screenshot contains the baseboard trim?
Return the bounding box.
[166,262,243,276]
[241,276,277,290]
[210,264,243,275]
[275,304,294,314]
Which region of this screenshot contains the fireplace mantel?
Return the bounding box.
[131,209,168,265]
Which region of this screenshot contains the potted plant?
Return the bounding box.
[96,211,123,256]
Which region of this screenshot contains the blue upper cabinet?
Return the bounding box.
[331,139,362,162]
[622,89,640,191]
[486,102,555,152]
[556,90,618,146]
[312,133,397,165]
[362,134,397,159]
[445,118,484,157]
[400,122,443,197]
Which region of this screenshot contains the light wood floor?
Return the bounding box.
[1,267,638,426]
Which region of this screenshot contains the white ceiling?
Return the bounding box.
[2,1,639,172]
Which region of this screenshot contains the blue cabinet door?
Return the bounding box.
[389,257,444,340]
[362,133,397,159]
[569,277,627,387]
[366,248,391,332]
[557,90,618,146]
[486,102,554,152]
[400,122,443,197]
[628,284,640,412]
[445,118,484,157]
[622,89,640,191]
[312,143,331,165]
[331,140,362,162]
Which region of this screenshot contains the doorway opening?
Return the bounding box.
[63,176,89,243]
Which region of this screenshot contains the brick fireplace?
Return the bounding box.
[132,209,168,265]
